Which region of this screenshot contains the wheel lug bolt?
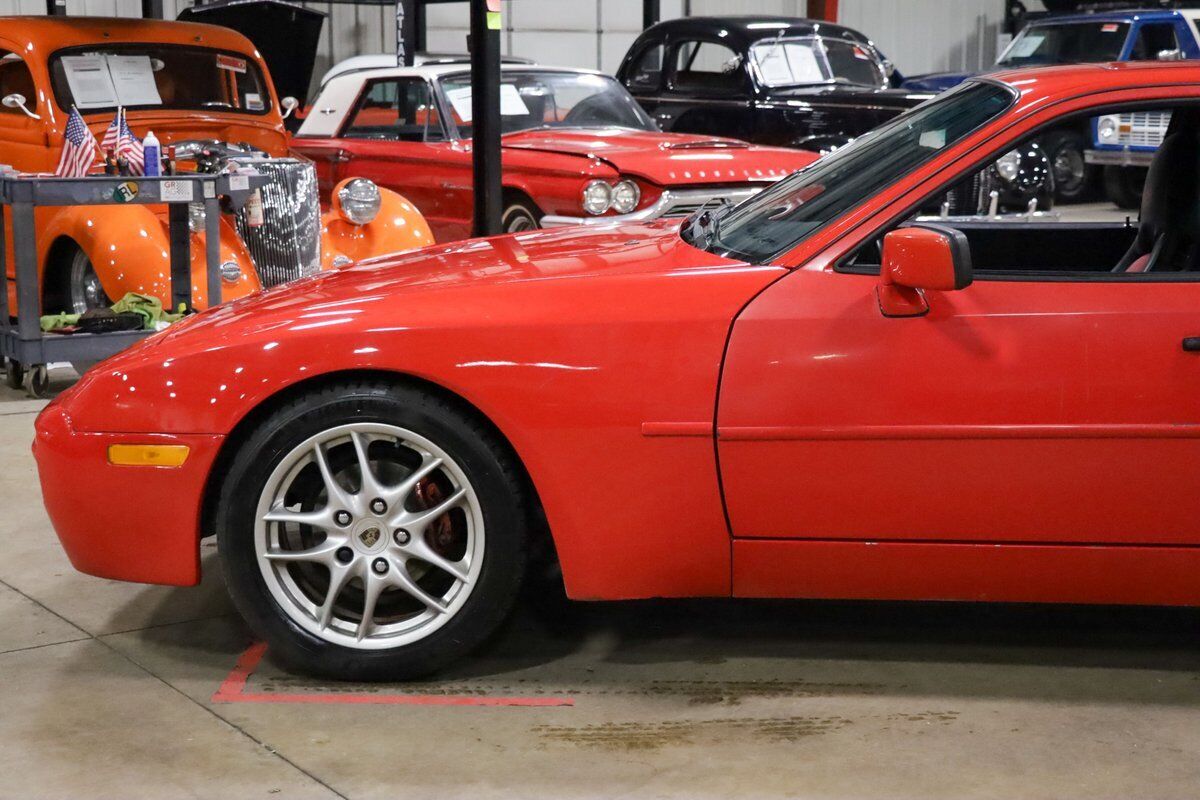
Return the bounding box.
[335,547,354,564]
[394,529,411,546]
[372,558,389,575]
[334,510,352,527]
[370,498,387,515]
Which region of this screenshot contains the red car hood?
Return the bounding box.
[501,128,816,186]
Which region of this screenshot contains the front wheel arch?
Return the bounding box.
[199,368,557,571]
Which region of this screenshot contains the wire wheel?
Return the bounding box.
[254,422,485,650]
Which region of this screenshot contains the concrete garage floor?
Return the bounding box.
[3,335,1200,797]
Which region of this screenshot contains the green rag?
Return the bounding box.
[40,292,188,333]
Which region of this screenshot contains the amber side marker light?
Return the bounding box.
[107,444,190,467]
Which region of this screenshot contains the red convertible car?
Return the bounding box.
[34,62,1200,679]
[291,63,818,240]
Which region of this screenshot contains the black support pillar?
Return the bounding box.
[643,0,660,29]
[469,0,502,238]
[45,0,66,15]
[140,0,163,18]
[396,0,417,67]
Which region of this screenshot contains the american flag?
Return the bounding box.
[101,107,144,176]
[54,107,99,178]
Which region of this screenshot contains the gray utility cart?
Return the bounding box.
[0,173,263,398]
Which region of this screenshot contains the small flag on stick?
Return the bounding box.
[54,107,99,178]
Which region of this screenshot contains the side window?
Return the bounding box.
[670,39,744,94]
[0,51,37,119]
[624,43,665,91]
[842,102,1197,281]
[1130,23,1180,61]
[343,78,442,142]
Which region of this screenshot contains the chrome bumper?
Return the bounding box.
[541,186,765,228]
[1085,149,1154,168]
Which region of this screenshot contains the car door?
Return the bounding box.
[717,109,1200,557]
[294,77,468,241]
[657,36,755,141]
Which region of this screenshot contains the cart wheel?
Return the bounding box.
[4,359,24,391]
[23,365,49,399]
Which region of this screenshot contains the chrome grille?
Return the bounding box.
[1117,111,1171,148]
[234,159,321,288]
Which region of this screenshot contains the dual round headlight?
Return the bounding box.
[337,178,382,226]
[582,179,641,216]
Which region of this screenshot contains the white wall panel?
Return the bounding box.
[837,0,1047,76]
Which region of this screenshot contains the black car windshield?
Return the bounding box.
[49,44,271,114]
[997,21,1130,67]
[439,71,656,137]
[695,81,1015,263]
[751,36,886,88]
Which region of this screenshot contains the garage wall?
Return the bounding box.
[0,0,1049,93]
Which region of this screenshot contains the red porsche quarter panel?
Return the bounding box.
[50,222,784,597]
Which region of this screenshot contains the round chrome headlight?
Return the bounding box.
[995,150,1022,183]
[337,178,382,226]
[1098,116,1119,144]
[611,180,641,215]
[187,201,206,233]
[582,180,613,216]
[219,260,242,284]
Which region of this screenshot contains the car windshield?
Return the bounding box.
[997,21,1130,67]
[49,44,271,115]
[751,36,886,88]
[693,81,1015,263]
[439,71,656,137]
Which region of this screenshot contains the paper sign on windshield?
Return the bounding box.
[1009,34,1045,58]
[61,54,162,108]
[106,55,162,107]
[60,55,118,109]
[445,84,530,123]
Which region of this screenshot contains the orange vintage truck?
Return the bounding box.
[0,16,432,315]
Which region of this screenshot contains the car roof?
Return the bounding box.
[319,52,535,87]
[0,15,257,54]
[639,15,871,48]
[1033,9,1184,24]
[990,59,1200,97]
[336,62,609,83]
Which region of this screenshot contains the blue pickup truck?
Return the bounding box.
[903,5,1200,207]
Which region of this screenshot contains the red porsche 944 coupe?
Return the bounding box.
[35,62,1200,679]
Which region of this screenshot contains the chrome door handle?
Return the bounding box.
[330,150,354,164]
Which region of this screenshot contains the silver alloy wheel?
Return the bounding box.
[68,249,111,314]
[254,423,485,650]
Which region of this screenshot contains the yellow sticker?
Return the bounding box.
[487,10,501,30]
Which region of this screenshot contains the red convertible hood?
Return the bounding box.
[501,128,816,186]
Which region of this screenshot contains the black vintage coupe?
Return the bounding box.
[616,16,930,152]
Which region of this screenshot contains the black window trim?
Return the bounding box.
[832,91,1200,284]
[336,74,448,142]
[664,35,750,97]
[622,39,667,94]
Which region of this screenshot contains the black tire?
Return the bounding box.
[1041,129,1097,204]
[45,244,112,315]
[501,198,541,233]
[1104,165,1146,211]
[216,380,529,680]
[3,359,23,391]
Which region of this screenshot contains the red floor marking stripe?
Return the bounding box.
[210,642,574,707]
